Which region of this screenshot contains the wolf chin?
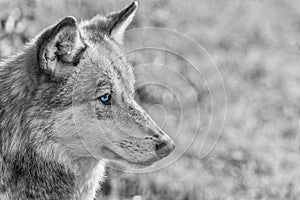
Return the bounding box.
[0,2,175,200]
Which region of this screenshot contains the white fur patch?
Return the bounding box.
[75,159,107,200]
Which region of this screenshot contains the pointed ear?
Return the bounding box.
[107,1,138,44]
[37,16,86,76]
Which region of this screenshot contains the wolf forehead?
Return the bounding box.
[80,0,137,43]
[80,16,116,43]
[71,25,135,97]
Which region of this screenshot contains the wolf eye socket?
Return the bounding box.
[98,93,111,105]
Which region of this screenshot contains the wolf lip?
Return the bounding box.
[100,147,124,160]
[100,147,158,167]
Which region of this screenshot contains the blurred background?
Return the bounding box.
[1,0,300,199]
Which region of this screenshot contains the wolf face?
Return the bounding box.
[35,1,175,168]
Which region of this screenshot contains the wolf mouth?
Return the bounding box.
[100,147,159,167]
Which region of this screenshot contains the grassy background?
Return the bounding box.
[1,0,300,199]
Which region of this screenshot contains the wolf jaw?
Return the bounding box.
[0,1,175,200]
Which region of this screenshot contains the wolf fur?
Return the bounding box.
[0,1,175,200]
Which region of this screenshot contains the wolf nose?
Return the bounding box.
[155,138,175,159]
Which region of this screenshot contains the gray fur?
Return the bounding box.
[0,1,175,200]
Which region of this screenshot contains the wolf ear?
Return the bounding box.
[37,16,85,76]
[106,1,138,44]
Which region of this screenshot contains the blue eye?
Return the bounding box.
[99,93,111,105]
[100,95,109,102]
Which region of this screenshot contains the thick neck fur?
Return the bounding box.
[0,43,105,199]
[0,44,39,154]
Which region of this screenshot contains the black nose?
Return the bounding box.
[155,139,175,158]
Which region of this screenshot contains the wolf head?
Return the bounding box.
[32,1,175,168]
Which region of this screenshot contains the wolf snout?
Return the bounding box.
[155,137,175,159]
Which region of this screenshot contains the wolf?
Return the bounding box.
[0,1,175,200]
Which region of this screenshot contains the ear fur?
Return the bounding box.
[38,16,86,76]
[107,1,138,44]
